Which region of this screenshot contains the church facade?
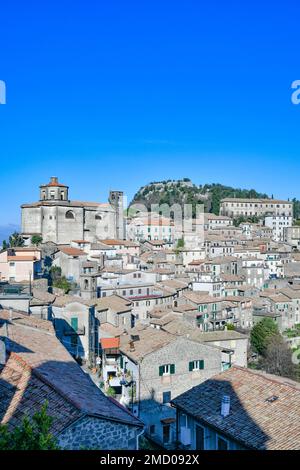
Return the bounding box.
[21,177,124,245]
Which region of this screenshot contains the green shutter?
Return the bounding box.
[170,364,175,374]
[189,361,193,372]
[71,317,78,331]
[120,356,124,369]
[159,366,164,376]
[200,360,204,370]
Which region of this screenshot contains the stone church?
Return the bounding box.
[21,177,124,244]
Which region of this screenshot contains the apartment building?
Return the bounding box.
[0,247,42,283]
[264,215,293,242]
[220,198,293,219]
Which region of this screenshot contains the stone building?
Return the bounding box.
[21,177,124,245]
[171,367,300,450]
[0,309,143,450]
[117,325,222,448]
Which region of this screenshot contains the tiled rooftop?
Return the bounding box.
[171,366,300,450]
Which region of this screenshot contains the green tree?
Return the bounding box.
[9,232,25,247]
[250,318,280,356]
[106,386,116,398]
[176,238,184,249]
[0,402,59,450]
[2,240,8,250]
[53,276,72,294]
[31,235,43,246]
[50,266,62,282]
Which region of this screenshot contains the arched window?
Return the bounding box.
[65,210,75,220]
[95,214,102,220]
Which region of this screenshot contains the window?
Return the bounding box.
[159,364,175,376]
[66,210,75,220]
[122,290,126,296]
[150,425,155,435]
[216,435,228,450]
[163,424,171,444]
[189,360,204,371]
[130,289,133,295]
[196,425,205,450]
[9,262,15,267]
[163,391,171,404]
[95,214,102,220]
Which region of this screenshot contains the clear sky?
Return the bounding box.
[1,0,300,225]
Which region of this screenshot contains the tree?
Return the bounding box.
[2,240,8,250]
[259,335,297,380]
[0,402,59,450]
[50,266,62,282]
[53,276,72,294]
[175,238,184,255]
[176,238,184,249]
[31,235,43,246]
[250,318,279,356]
[106,386,116,398]
[9,231,25,247]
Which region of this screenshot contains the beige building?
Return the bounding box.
[0,247,41,282]
[21,177,124,245]
[220,198,293,219]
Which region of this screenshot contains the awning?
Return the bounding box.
[100,337,120,349]
[160,417,176,424]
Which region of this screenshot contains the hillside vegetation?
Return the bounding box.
[130,179,270,216]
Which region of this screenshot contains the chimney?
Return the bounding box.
[129,340,135,352]
[221,395,230,417]
[50,176,58,184]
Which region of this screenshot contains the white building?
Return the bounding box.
[264,215,293,242]
[220,198,293,219]
[127,215,174,243]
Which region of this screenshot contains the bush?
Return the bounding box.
[0,402,59,450]
[106,386,116,398]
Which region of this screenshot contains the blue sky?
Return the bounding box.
[1,1,300,225]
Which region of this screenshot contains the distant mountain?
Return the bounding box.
[0,224,20,247]
[130,179,269,216]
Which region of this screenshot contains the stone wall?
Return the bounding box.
[58,416,138,450]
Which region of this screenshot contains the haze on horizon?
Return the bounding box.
[1,1,300,225]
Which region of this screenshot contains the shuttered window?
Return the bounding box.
[159,364,175,376]
[189,360,204,371]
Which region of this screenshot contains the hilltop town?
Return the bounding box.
[1,176,300,450]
